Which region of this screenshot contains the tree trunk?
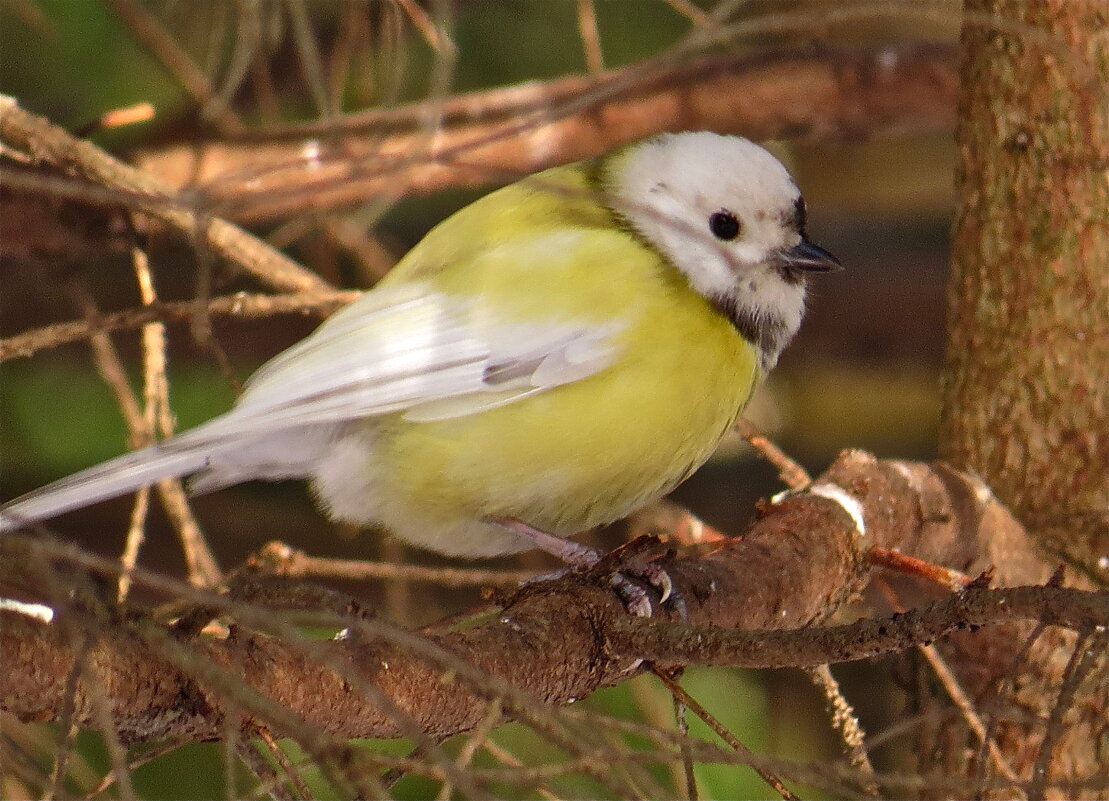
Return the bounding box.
[931,0,1108,797]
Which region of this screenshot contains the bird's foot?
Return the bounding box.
[492,518,683,618]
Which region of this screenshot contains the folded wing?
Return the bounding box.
[0,284,620,530]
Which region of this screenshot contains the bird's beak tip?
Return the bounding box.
[781,240,842,273]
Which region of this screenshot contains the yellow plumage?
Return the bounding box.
[360,164,757,554]
[1,132,838,560]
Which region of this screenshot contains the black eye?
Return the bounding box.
[794,197,808,234]
[709,210,741,241]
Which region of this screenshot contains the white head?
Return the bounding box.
[602,131,838,370]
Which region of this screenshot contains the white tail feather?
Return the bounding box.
[1,446,207,531]
[0,421,239,532]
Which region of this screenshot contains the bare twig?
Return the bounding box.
[396,0,449,53]
[85,739,186,800]
[478,740,561,801]
[673,689,697,801]
[873,578,1021,786]
[100,0,244,135]
[117,237,164,602]
[919,643,1022,786]
[662,0,709,25]
[576,0,605,75]
[0,95,330,295]
[868,546,974,591]
[735,418,811,490]
[286,0,334,121]
[235,735,296,801]
[0,289,360,363]
[134,45,959,222]
[248,541,536,587]
[973,622,1047,795]
[653,670,800,801]
[68,281,221,589]
[257,724,313,801]
[1027,629,1108,801]
[805,664,879,798]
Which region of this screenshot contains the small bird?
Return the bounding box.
[1,132,838,566]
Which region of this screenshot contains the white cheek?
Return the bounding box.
[620,194,737,298]
[749,273,806,330]
[657,234,737,298]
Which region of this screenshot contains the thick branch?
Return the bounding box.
[927,3,1109,793]
[608,585,1107,668]
[3,451,1076,744]
[134,45,959,222]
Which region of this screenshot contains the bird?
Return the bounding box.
[1,131,839,569]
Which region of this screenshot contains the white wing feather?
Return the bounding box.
[0,283,620,530]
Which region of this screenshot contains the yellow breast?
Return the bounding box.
[360,163,760,545]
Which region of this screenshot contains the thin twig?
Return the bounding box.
[1027,629,1106,801]
[919,649,1023,787]
[325,2,362,116]
[435,700,503,801]
[576,0,605,74]
[662,0,709,24]
[249,541,536,587]
[0,95,330,295]
[668,672,698,801]
[477,740,561,801]
[868,546,974,592]
[100,0,244,135]
[117,235,168,602]
[735,418,811,490]
[47,716,81,799]
[873,577,1021,786]
[626,668,696,797]
[0,289,360,363]
[285,0,333,120]
[257,724,313,801]
[396,0,448,53]
[235,736,296,801]
[973,621,1046,795]
[69,282,146,434]
[805,664,879,798]
[75,102,156,136]
[84,739,186,800]
[206,2,261,125]
[119,486,150,603]
[68,281,221,589]
[652,669,800,801]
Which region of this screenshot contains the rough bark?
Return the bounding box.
[5,453,1093,751]
[931,1,1109,797]
[942,0,1109,577]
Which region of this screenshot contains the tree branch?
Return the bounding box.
[0,96,329,295]
[0,290,361,363]
[133,44,959,222]
[6,452,1100,745]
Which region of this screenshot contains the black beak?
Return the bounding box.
[777,239,842,273]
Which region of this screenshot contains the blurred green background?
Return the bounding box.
[1,1,957,798]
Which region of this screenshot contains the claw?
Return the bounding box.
[646,564,672,604]
[610,574,653,618]
[493,517,682,618]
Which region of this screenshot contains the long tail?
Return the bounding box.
[1,430,220,532]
